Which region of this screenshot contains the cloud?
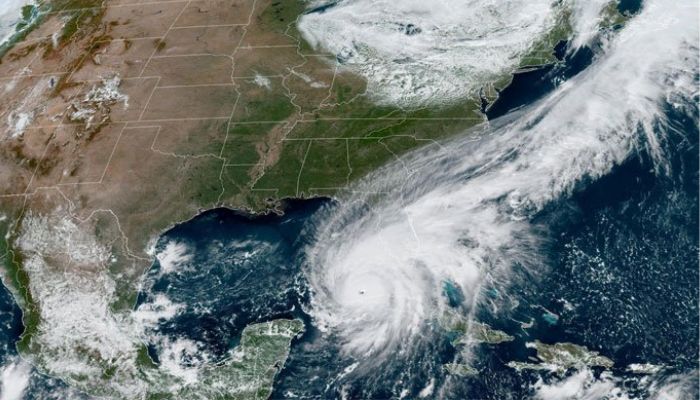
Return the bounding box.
[304,0,698,369]
[0,359,31,400]
[298,0,558,106]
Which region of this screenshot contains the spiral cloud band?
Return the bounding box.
[304,0,699,366]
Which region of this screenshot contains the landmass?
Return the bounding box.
[443,362,478,377]
[443,318,514,378]
[625,363,663,374]
[506,340,614,374]
[444,314,515,346]
[172,319,304,400]
[0,0,626,397]
[467,321,515,345]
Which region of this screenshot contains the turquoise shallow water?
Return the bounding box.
[0,1,697,397]
[128,105,697,398]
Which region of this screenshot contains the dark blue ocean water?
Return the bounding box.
[0,284,87,398]
[127,100,698,399]
[455,103,699,399]
[136,46,697,400]
[137,199,326,363]
[0,279,22,366]
[0,1,696,396]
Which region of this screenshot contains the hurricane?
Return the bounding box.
[0,0,696,398]
[303,0,698,382]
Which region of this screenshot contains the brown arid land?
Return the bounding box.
[0,0,581,397]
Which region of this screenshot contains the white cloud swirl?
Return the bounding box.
[304,0,698,367]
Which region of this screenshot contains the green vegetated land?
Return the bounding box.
[0,0,105,58]
[0,0,631,397]
[229,0,592,208]
[154,319,305,400]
